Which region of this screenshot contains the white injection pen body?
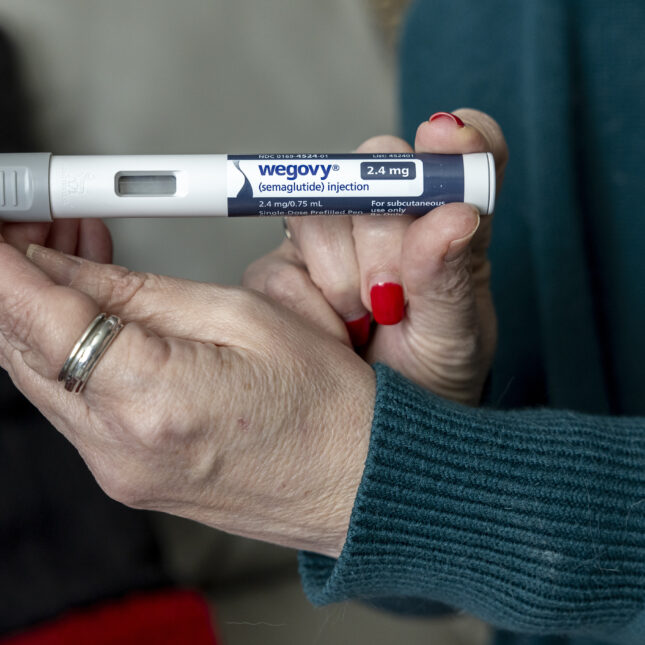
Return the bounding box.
[0,152,495,222]
[51,155,228,219]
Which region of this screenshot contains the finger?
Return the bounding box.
[0,236,232,511]
[417,109,508,186]
[0,238,100,381]
[0,239,220,410]
[45,219,81,255]
[25,243,267,348]
[351,135,414,326]
[0,246,217,470]
[0,222,52,252]
[284,215,370,345]
[76,218,113,263]
[243,242,354,345]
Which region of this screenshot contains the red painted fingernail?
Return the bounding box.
[345,313,371,347]
[429,112,465,127]
[370,283,405,325]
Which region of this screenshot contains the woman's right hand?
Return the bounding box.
[244,109,508,405]
[0,238,375,558]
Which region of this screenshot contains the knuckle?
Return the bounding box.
[242,244,297,291]
[226,287,282,349]
[122,370,169,438]
[231,286,273,321]
[130,403,171,451]
[264,264,309,304]
[103,268,152,310]
[227,287,257,319]
[241,258,264,290]
[93,325,173,416]
[304,266,360,313]
[318,274,359,305]
[118,330,173,402]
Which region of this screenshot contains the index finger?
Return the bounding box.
[0,240,156,412]
[0,240,98,376]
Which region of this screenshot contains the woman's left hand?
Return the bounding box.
[244,110,508,406]
[0,217,112,262]
[0,238,374,557]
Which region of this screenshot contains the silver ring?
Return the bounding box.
[58,313,124,394]
[282,217,292,241]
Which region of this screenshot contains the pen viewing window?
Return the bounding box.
[116,173,177,196]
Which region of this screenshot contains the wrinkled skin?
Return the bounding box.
[0,232,373,557]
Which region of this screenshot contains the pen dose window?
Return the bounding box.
[116,174,177,196]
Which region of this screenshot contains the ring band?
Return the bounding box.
[58,313,124,394]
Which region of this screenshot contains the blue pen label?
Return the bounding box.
[227,154,463,216]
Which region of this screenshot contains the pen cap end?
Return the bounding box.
[463,152,495,215]
[0,153,52,222]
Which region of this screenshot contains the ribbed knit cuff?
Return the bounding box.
[299,364,645,642]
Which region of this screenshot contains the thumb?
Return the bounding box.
[401,202,481,340]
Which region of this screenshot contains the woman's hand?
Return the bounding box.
[0,239,374,557]
[244,110,508,405]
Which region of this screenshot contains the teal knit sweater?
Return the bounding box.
[298,1,645,644]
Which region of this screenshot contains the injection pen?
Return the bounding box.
[0,152,495,222]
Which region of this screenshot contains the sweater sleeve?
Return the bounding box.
[298,364,645,644]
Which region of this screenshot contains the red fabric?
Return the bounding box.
[0,589,220,645]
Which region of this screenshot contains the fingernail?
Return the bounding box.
[345,313,371,347]
[370,283,405,325]
[444,212,480,262]
[26,243,46,261]
[26,244,81,283]
[429,112,465,128]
